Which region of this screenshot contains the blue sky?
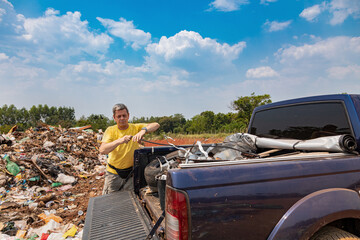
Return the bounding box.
[0,0,359,120]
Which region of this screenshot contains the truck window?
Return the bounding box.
[250,102,352,140]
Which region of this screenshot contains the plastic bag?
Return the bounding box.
[56,173,76,184]
[38,213,63,224]
[4,155,20,176]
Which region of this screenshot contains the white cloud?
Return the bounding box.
[145,30,246,76]
[21,9,113,57]
[209,0,249,12]
[0,8,5,22]
[30,30,248,111]
[260,0,277,5]
[0,4,114,65]
[327,64,360,79]
[55,59,146,85]
[53,59,194,92]
[146,30,245,62]
[0,56,48,99]
[264,20,292,32]
[252,36,360,100]
[1,0,13,7]
[246,66,279,78]
[217,35,360,105]
[300,4,324,22]
[0,0,23,34]
[276,36,360,64]
[300,0,360,25]
[0,52,8,60]
[329,0,360,25]
[141,75,197,92]
[44,8,60,16]
[97,17,151,50]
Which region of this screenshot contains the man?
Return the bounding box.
[99,103,160,194]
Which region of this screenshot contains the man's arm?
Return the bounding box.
[132,122,160,143]
[99,135,133,155]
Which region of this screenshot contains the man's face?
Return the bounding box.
[113,109,129,128]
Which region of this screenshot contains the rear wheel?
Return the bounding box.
[310,226,360,240]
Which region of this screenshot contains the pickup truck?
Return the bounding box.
[83,94,360,240]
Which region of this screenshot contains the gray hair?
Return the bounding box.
[112,103,129,115]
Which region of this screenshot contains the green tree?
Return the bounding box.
[57,106,75,122]
[157,114,186,133]
[158,116,174,133]
[186,111,215,133]
[186,115,205,133]
[0,104,17,133]
[29,105,41,126]
[171,114,186,133]
[231,92,271,126]
[55,106,75,128]
[213,112,236,131]
[16,107,30,130]
[0,104,18,125]
[45,106,60,125]
[87,114,110,131]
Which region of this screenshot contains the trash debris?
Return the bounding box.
[16,229,27,239]
[63,224,78,238]
[0,134,13,146]
[0,124,106,239]
[40,233,50,240]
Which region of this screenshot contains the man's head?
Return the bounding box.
[112,103,129,129]
[112,103,129,115]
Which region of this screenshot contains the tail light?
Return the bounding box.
[165,186,189,240]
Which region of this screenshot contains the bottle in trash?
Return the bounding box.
[51,182,62,187]
[29,176,40,181]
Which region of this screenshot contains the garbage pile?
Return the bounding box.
[0,124,106,240]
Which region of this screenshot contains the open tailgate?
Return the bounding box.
[83,191,155,240]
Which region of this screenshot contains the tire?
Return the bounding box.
[144,158,166,192]
[144,150,185,192]
[310,226,360,240]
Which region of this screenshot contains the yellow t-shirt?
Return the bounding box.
[102,123,147,174]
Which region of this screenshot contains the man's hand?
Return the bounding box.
[132,129,146,143]
[99,135,133,154]
[121,135,133,144]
